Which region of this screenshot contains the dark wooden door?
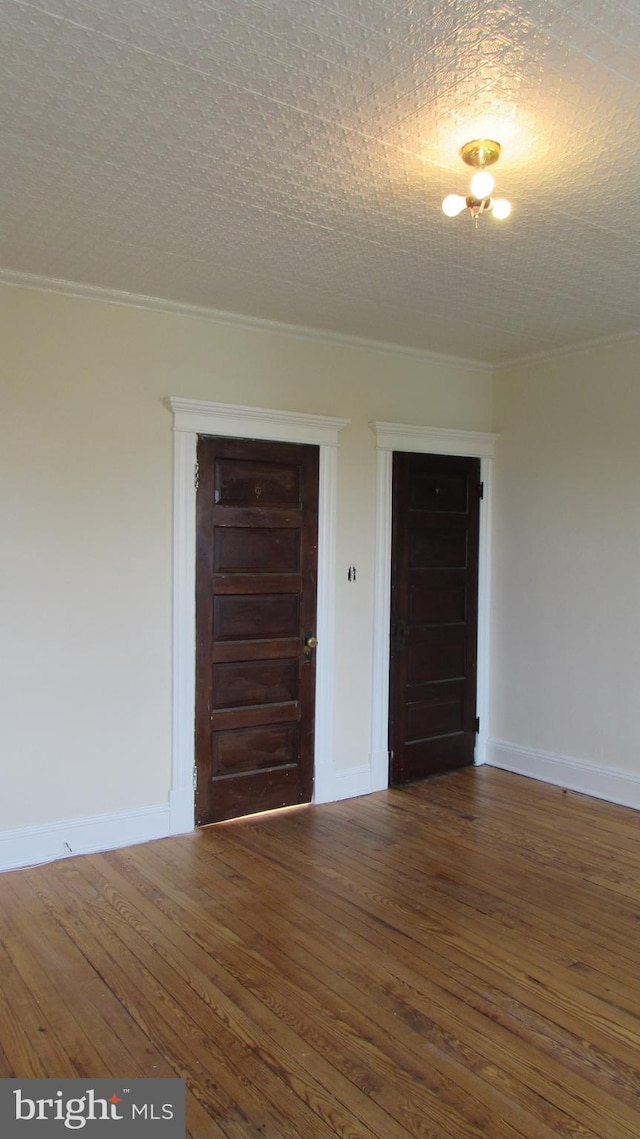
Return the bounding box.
[389,452,481,785]
[195,436,319,824]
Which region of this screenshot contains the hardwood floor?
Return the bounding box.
[1,766,639,1138]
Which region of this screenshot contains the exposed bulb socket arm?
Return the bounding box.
[466,195,492,227]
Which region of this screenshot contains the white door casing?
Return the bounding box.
[167,398,349,833]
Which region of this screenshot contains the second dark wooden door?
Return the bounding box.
[195,436,319,824]
[389,452,481,785]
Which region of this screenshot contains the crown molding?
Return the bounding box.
[494,327,640,371]
[0,267,492,373]
[4,266,636,373]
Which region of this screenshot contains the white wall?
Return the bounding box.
[489,340,640,805]
[1,283,492,863]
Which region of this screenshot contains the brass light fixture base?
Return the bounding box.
[461,139,501,169]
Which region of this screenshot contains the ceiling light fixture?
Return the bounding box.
[442,139,511,228]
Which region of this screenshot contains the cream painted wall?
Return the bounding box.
[1,283,492,834]
[491,340,640,774]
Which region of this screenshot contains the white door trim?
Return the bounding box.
[369,422,498,791]
[166,398,350,833]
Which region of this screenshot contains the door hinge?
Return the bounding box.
[478,481,484,500]
[475,717,480,733]
[192,765,198,790]
[194,460,200,491]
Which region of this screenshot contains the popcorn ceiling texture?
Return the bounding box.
[1,0,639,364]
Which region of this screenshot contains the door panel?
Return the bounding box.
[213,593,300,639]
[389,452,480,785]
[212,659,298,709]
[409,581,466,624]
[411,527,468,568]
[406,682,464,738]
[195,436,319,824]
[212,724,298,774]
[214,459,301,505]
[406,628,466,683]
[214,526,300,572]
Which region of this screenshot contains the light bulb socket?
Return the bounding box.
[465,196,491,209]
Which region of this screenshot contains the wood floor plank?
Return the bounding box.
[193,817,639,1137]
[90,844,482,1139]
[317,792,640,996]
[0,767,639,1138]
[98,843,538,1139]
[35,861,320,1139]
[0,936,77,1078]
[213,804,640,1058]
[19,874,178,1069]
[148,837,586,1139]
[381,779,640,908]
[1,873,161,1079]
[65,859,390,1139]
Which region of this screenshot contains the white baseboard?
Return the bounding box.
[1,764,375,872]
[0,803,173,873]
[369,749,390,794]
[314,764,372,805]
[486,739,640,811]
[15,738,609,873]
[474,729,489,766]
[169,786,195,835]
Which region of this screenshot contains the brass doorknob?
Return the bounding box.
[305,635,318,649]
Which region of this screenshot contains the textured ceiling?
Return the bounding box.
[1,0,639,365]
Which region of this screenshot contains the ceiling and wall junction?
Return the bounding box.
[1,0,639,366]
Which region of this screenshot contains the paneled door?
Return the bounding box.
[195,436,319,824]
[389,452,481,784]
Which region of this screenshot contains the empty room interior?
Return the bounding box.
[1,1,640,1136]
